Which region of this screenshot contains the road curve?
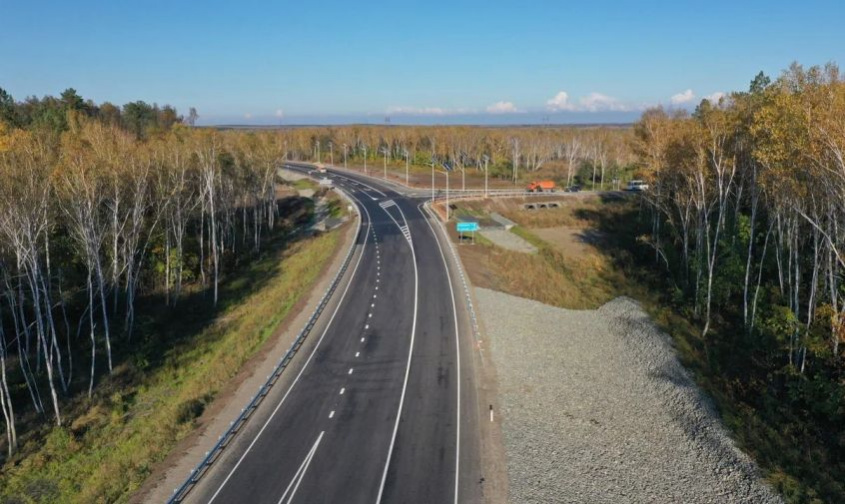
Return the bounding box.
[181,165,482,504]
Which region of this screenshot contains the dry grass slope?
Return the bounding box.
[0,229,341,504]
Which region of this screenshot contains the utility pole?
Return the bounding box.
[343,143,348,169]
[363,146,368,174]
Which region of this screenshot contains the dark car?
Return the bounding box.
[566,185,582,193]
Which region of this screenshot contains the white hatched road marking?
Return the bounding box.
[276,431,324,504]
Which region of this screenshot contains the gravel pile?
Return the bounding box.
[476,288,782,504]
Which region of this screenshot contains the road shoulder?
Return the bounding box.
[132,218,358,504]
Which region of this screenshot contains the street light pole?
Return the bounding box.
[343,143,348,169]
[484,155,489,198]
[405,151,410,186]
[431,162,435,203]
[445,170,450,220]
[363,146,367,174]
[382,148,387,180]
[329,141,333,166]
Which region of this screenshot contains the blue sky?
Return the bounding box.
[2,0,842,125]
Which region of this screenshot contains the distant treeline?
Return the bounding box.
[0,86,197,138]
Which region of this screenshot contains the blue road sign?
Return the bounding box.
[456,222,479,232]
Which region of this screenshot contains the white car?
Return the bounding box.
[627,180,649,191]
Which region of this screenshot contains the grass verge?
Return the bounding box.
[0,227,343,503]
[455,195,627,309]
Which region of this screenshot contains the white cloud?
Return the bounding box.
[275,109,284,118]
[579,92,631,111]
[387,106,449,116]
[486,101,520,114]
[546,91,576,111]
[546,90,634,112]
[670,89,696,105]
[703,92,725,104]
[244,113,253,119]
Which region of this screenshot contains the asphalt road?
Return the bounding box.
[183,165,481,504]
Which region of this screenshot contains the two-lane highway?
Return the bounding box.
[183,164,481,503]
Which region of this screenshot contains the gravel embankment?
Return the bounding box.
[476,288,782,504]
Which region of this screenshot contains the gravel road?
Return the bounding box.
[476,287,782,504]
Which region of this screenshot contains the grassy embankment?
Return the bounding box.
[452,194,842,504]
[0,212,345,503]
[452,195,627,309]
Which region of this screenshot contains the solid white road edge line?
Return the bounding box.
[206,189,373,503]
[419,201,462,504]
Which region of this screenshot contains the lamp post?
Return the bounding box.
[329,141,333,166]
[381,146,388,180]
[363,146,368,175]
[483,154,490,198]
[342,143,348,169]
[439,162,452,221]
[403,148,410,186]
[445,169,450,220]
[430,158,436,203]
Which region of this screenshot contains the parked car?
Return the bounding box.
[627,180,649,191]
[565,185,582,193]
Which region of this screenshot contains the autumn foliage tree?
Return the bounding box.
[634,62,845,502]
[0,104,288,455]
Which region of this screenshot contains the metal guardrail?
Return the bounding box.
[297,162,585,200]
[168,189,363,503]
[430,189,569,201]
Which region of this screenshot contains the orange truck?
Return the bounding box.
[526,180,556,192]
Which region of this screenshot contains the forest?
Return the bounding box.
[633,63,845,501]
[1,61,842,501]
[0,90,287,460]
[0,88,634,483]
